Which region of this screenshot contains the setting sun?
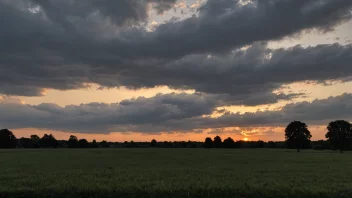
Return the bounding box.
[243,138,249,141]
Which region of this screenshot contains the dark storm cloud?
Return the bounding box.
[101,42,352,96]
[120,0,352,59]
[0,93,351,133]
[2,33,352,100]
[193,93,352,129]
[0,92,220,133]
[0,91,301,133]
[0,0,352,99]
[31,0,177,27]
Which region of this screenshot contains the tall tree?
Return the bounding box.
[223,137,235,148]
[30,135,40,141]
[39,134,58,148]
[285,121,312,152]
[213,136,222,148]
[68,135,78,148]
[326,120,352,153]
[150,139,157,147]
[91,139,98,148]
[204,137,213,149]
[30,134,40,148]
[19,138,34,148]
[100,140,109,148]
[78,139,88,148]
[0,129,17,148]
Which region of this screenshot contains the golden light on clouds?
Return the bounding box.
[190,0,203,9]
[21,84,195,106]
[175,1,188,9]
[5,80,351,142]
[241,128,260,137]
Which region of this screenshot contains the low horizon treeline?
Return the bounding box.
[0,130,334,150]
[0,119,351,151]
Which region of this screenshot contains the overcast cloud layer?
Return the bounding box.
[1,0,352,97]
[0,93,351,133]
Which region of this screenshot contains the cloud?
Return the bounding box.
[207,128,242,135]
[112,42,352,95]
[0,93,351,134]
[151,0,179,14]
[0,92,219,133]
[1,35,352,99]
[104,0,352,59]
[30,0,177,27]
[260,129,278,137]
[192,93,352,129]
[0,0,351,97]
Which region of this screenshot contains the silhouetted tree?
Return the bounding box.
[67,135,78,148]
[39,134,58,148]
[223,137,235,148]
[91,139,98,148]
[150,139,157,147]
[326,120,352,153]
[258,140,265,148]
[30,134,40,148]
[162,141,172,148]
[78,139,88,148]
[30,135,40,141]
[57,140,68,148]
[122,141,136,148]
[18,137,35,148]
[204,137,213,149]
[100,140,109,148]
[187,140,197,148]
[213,136,222,148]
[131,141,137,147]
[235,140,245,148]
[285,121,312,152]
[0,129,17,148]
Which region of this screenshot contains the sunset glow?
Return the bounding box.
[0,0,351,142]
[2,1,352,198]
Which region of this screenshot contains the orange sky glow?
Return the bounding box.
[1,0,352,143]
[12,125,328,142]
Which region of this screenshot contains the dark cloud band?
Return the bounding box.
[0,93,351,133]
[0,0,351,97]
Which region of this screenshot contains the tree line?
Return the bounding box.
[285,120,352,153]
[0,120,351,152]
[202,120,352,153]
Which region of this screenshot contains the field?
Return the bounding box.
[0,149,351,198]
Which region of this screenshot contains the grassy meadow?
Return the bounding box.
[0,148,351,198]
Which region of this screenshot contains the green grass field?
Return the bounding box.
[0,149,351,198]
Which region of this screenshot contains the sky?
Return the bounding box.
[1,0,352,142]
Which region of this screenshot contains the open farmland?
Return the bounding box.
[0,148,351,198]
